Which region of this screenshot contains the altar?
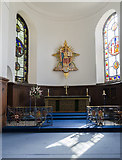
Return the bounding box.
[45,96,90,112]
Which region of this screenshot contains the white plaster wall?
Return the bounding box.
[36,17,96,85]
[0,2,2,159]
[120,2,122,81]
[7,2,16,82]
[1,1,9,78]
[35,2,120,85]
[1,2,120,85]
[0,2,2,77]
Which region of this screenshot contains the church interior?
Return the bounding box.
[0,1,122,159]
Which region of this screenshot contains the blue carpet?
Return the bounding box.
[42,119,86,128]
[52,112,87,120]
[52,112,87,116]
[3,119,122,132]
[53,116,86,119]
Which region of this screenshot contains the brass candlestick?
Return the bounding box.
[102,90,106,105]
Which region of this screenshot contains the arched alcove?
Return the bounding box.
[15,10,37,84]
[7,65,13,82]
[95,9,116,84]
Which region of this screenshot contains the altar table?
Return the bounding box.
[45,96,90,112]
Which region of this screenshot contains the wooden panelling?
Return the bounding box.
[7,83,46,107]
[0,77,9,128]
[7,82,122,109]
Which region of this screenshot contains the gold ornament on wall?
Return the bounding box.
[52,40,79,78]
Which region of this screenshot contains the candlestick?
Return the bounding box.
[102,90,106,105]
[29,96,31,115]
[86,88,89,96]
[48,89,50,96]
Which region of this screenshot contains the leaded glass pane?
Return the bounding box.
[17,19,24,31]
[18,31,24,44]
[18,68,24,77]
[18,55,24,67]
[15,14,28,83]
[103,12,120,82]
[109,67,116,77]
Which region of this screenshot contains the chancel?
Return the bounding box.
[0,1,122,159]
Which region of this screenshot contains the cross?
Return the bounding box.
[64,85,69,95]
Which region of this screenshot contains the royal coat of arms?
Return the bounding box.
[53,40,79,78]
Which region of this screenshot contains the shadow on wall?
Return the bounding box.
[7,66,13,82]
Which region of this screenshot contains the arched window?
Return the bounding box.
[15,14,28,83]
[103,12,120,82]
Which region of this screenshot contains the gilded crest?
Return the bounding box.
[53,41,79,76]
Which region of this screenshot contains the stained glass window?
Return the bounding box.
[103,12,120,82]
[15,14,28,83]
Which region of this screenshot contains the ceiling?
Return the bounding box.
[25,2,109,20]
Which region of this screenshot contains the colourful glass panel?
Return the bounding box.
[103,12,120,82]
[15,14,28,83]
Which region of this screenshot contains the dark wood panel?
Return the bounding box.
[0,77,9,127]
[7,82,122,109]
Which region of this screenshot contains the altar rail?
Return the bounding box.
[87,105,122,126]
[7,106,53,127]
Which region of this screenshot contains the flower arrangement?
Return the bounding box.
[30,86,43,99]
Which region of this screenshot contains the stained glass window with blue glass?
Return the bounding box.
[15,14,28,82]
[103,12,120,82]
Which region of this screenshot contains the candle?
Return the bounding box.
[86,88,88,96]
[103,90,106,95]
[48,89,50,96]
